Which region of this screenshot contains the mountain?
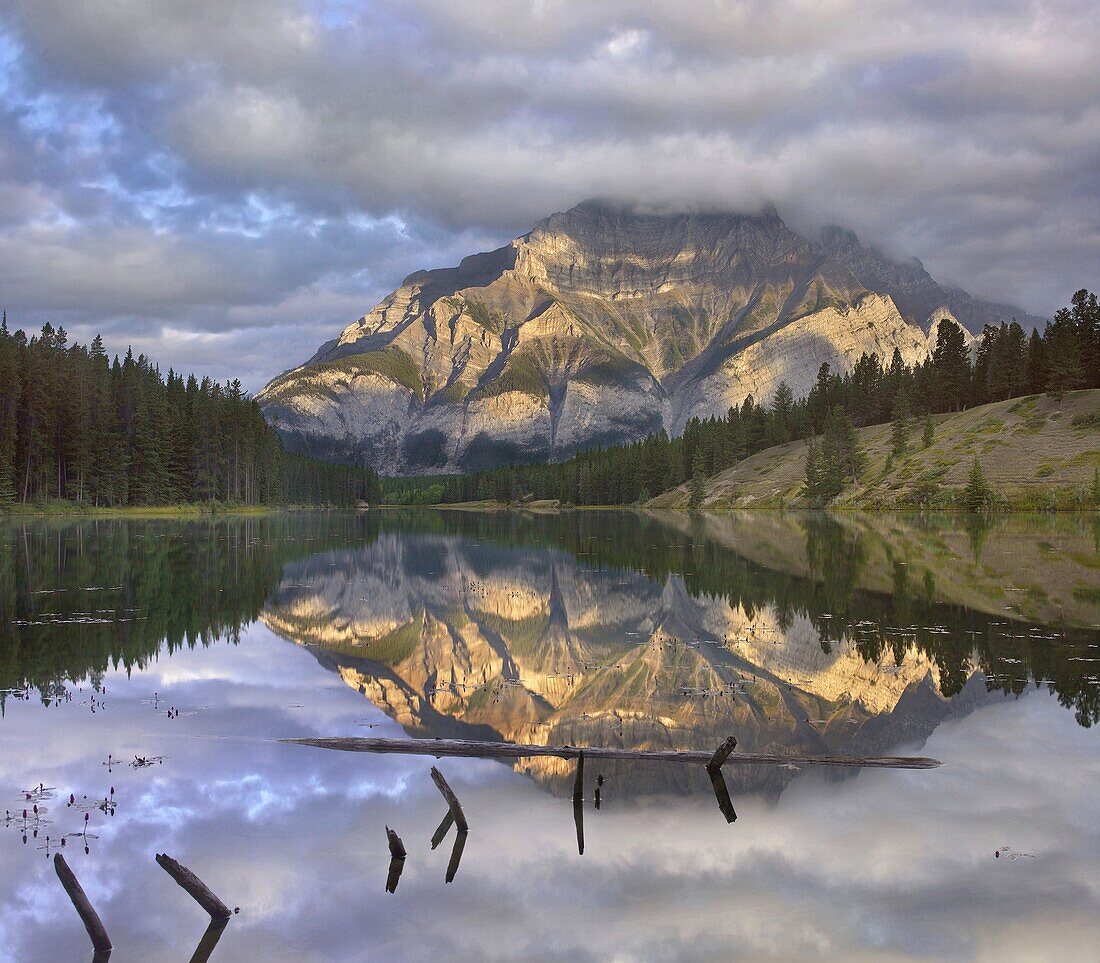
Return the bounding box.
[257,201,1040,475]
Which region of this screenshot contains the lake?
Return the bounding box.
[1,510,1098,961]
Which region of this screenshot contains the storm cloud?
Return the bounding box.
[1,0,1097,388]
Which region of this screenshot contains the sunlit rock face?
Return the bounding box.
[260,528,985,796]
[256,202,1016,473]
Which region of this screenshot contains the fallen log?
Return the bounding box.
[283,736,941,770]
[156,854,232,921]
[430,766,469,832]
[54,853,112,956]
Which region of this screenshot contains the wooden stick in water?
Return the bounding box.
[188,919,229,963]
[385,858,405,894]
[156,854,232,921]
[283,736,941,770]
[707,736,738,772]
[54,853,112,956]
[386,826,407,860]
[445,828,467,884]
[430,766,469,832]
[708,766,738,824]
[431,811,455,850]
[572,749,585,803]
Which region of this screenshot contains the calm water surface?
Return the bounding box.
[1,510,1098,961]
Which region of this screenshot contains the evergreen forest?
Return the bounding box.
[0,319,382,509]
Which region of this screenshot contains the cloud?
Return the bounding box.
[0,0,1097,388]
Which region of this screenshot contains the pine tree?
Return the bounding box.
[770,380,794,444]
[1044,309,1083,403]
[931,319,971,412]
[822,407,865,486]
[644,432,671,496]
[890,390,910,457]
[688,450,706,511]
[961,456,992,512]
[1025,329,1046,394]
[803,438,822,505]
[0,316,17,507]
[1069,289,1100,389]
[922,414,935,449]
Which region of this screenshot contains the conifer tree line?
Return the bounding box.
[385,289,1099,506]
[0,318,382,508]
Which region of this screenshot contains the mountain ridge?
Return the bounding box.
[258,201,1041,475]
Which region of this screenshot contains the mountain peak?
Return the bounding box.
[259,202,1041,475]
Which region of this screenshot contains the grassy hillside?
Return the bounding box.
[650,389,1100,511]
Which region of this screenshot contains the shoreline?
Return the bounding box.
[0,503,354,519]
[384,499,1098,515]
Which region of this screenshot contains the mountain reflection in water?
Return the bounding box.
[255,511,1100,796]
[1,510,1099,961]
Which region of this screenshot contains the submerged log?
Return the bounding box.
[430,766,469,832]
[54,853,112,955]
[156,854,232,921]
[283,737,941,770]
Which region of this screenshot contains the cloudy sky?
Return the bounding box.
[1,0,1097,390]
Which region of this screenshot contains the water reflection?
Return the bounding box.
[1,630,1097,960]
[0,509,1098,960]
[257,511,1100,795]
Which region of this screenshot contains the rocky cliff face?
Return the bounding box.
[258,202,1032,474]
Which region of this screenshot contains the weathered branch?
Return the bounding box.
[706,736,738,773]
[54,853,112,956]
[430,766,469,832]
[283,736,941,770]
[156,854,232,921]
